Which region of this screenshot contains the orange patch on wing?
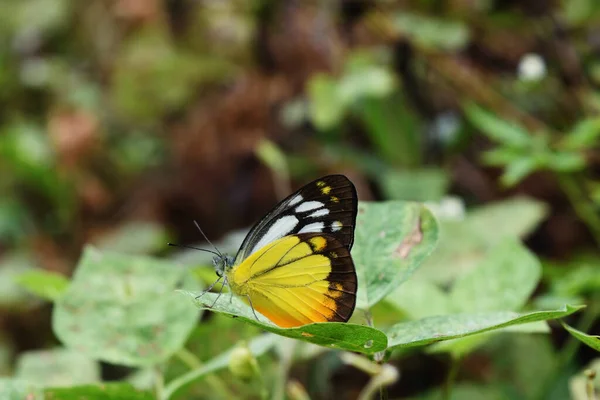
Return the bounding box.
[309,236,327,251]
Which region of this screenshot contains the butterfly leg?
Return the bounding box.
[195,276,223,300]
[245,294,260,322]
[208,276,227,308]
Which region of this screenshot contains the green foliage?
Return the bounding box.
[53,248,201,367]
[562,322,600,352]
[15,348,100,388]
[392,13,470,51]
[0,378,43,400]
[14,270,69,301]
[2,1,600,398]
[44,384,154,400]
[464,103,590,186]
[386,305,582,350]
[186,291,387,355]
[353,201,438,308]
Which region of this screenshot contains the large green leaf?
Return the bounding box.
[53,247,200,367]
[385,279,452,320]
[15,348,100,388]
[562,322,600,352]
[414,197,547,284]
[44,383,154,400]
[353,201,439,309]
[449,239,541,312]
[184,291,387,354]
[386,305,583,350]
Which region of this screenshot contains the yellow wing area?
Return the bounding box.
[227,233,357,328]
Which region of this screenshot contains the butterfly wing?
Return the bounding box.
[234,175,357,264]
[227,233,357,328]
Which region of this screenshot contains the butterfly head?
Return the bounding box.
[212,254,235,277]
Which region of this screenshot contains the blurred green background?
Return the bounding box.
[1,0,600,399]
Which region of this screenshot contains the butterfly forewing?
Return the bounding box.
[234,175,357,264]
[227,233,357,328]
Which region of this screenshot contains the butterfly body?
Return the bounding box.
[211,175,358,328]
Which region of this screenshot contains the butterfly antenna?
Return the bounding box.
[167,243,221,257]
[193,220,223,257]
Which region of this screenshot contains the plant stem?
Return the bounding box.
[379,385,389,400]
[557,173,600,246]
[154,366,165,400]
[271,340,297,400]
[443,356,461,400]
[173,349,234,400]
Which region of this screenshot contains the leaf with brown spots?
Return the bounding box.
[352,201,439,309]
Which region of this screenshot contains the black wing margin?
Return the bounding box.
[234,175,358,263]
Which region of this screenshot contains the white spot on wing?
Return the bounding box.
[331,221,342,232]
[295,201,323,213]
[288,194,303,206]
[298,222,324,233]
[250,215,298,255]
[309,209,329,218]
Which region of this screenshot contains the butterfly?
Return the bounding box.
[206,175,358,328]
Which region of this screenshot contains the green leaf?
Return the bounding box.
[428,321,550,357]
[91,221,168,255]
[482,147,525,166]
[393,13,470,51]
[463,103,532,148]
[386,305,584,350]
[353,201,439,309]
[255,139,289,180]
[501,157,539,186]
[414,197,547,284]
[0,253,38,309]
[561,117,600,150]
[183,291,387,354]
[357,93,422,167]
[378,169,449,202]
[385,279,452,320]
[53,247,200,367]
[307,74,345,131]
[44,383,154,400]
[465,197,548,239]
[561,322,600,352]
[0,379,42,400]
[419,383,510,400]
[339,65,395,100]
[547,151,586,172]
[162,333,278,400]
[14,270,69,301]
[449,239,541,312]
[15,348,100,388]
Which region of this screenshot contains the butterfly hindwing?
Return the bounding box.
[234,175,357,264]
[227,233,357,328]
